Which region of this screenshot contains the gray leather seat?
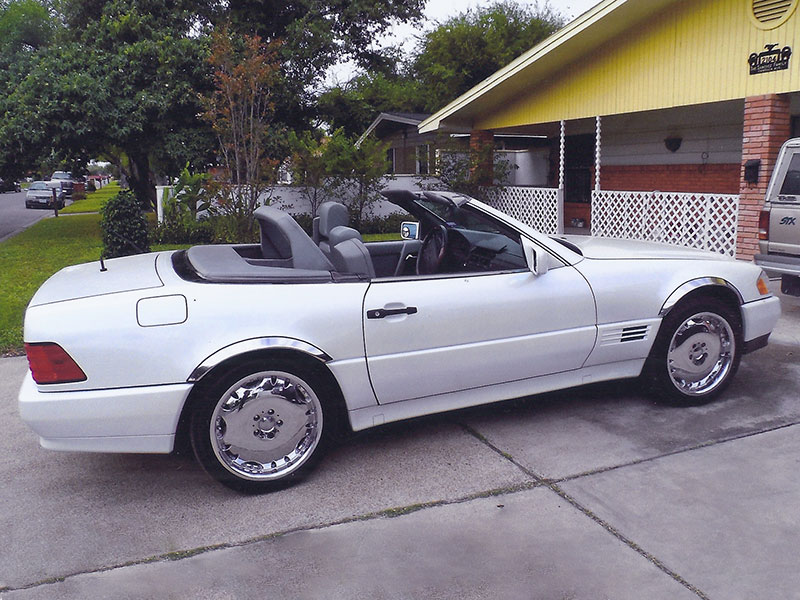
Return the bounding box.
[330,227,375,279]
[317,202,350,258]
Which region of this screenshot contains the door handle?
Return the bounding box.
[366,306,418,319]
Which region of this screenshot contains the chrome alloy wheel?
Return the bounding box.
[210,371,323,481]
[667,312,735,396]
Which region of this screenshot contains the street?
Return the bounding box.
[0,190,51,243]
[1,285,799,599]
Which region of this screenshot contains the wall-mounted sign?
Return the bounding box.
[749,44,792,75]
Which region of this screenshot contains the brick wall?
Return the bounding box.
[737,94,792,260]
[597,164,740,194]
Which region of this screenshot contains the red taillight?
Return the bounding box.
[24,343,87,384]
[758,210,770,241]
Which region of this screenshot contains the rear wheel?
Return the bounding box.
[646,297,742,405]
[189,358,338,493]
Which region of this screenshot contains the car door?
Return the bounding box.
[362,264,597,405]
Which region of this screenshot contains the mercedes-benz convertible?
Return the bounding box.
[18,190,781,492]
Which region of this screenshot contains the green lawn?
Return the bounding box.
[60,182,121,214]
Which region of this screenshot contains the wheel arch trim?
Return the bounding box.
[659,277,743,317]
[187,337,332,383]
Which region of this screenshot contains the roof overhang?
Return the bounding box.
[419,0,680,134]
[357,112,431,146]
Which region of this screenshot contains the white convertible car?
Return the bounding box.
[19,190,780,492]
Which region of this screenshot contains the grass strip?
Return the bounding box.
[60,182,121,214]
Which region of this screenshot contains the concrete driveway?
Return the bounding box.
[1,285,798,599]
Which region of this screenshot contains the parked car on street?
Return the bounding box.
[18,191,780,492]
[0,178,21,193]
[25,181,65,209]
[47,171,74,198]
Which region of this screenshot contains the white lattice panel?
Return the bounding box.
[488,186,559,234]
[591,190,740,257]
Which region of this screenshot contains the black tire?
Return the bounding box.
[189,357,341,493]
[644,296,742,406]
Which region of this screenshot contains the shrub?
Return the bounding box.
[101,190,150,258]
[87,180,97,192]
[359,212,409,235]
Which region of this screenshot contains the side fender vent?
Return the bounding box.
[600,324,651,346]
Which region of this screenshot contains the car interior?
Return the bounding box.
[175,191,527,284]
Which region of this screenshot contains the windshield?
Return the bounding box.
[52,172,71,180]
[29,182,48,190]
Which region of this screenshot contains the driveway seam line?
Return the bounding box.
[457,421,715,599]
[546,482,711,600]
[553,419,800,484]
[0,482,541,594]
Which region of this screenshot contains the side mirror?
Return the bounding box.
[523,238,558,276]
[401,221,419,240]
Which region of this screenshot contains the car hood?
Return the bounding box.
[560,236,731,261]
[29,253,164,307]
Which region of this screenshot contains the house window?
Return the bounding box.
[416,144,430,175]
[386,148,396,174]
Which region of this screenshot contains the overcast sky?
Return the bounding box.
[326,0,601,85]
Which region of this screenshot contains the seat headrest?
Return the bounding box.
[328,225,362,247]
[319,202,349,238]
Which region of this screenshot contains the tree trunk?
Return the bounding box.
[127,150,157,211]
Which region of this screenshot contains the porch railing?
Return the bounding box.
[591,190,740,257]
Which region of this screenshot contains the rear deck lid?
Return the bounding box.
[29,253,164,307]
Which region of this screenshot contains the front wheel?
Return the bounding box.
[189,358,338,493]
[645,297,742,406]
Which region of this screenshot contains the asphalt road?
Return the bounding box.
[0,190,52,242]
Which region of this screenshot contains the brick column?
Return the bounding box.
[469,129,494,186]
[737,94,791,259]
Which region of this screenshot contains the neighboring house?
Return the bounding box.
[359,112,552,187]
[358,112,436,176]
[419,0,800,258]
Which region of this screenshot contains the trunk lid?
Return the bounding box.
[29,253,164,307]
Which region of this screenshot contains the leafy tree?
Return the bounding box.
[327,133,390,230]
[320,1,565,132]
[0,0,216,207]
[287,129,339,218]
[200,28,283,216]
[222,0,424,129]
[412,1,564,112]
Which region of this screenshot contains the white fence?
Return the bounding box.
[591,190,740,257]
[489,186,560,234]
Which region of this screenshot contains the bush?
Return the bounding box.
[359,212,409,235]
[87,180,96,192]
[150,191,214,245]
[101,190,150,258]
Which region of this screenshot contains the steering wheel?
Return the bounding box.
[417,224,448,275]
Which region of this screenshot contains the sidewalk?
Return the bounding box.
[2,283,799,599]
